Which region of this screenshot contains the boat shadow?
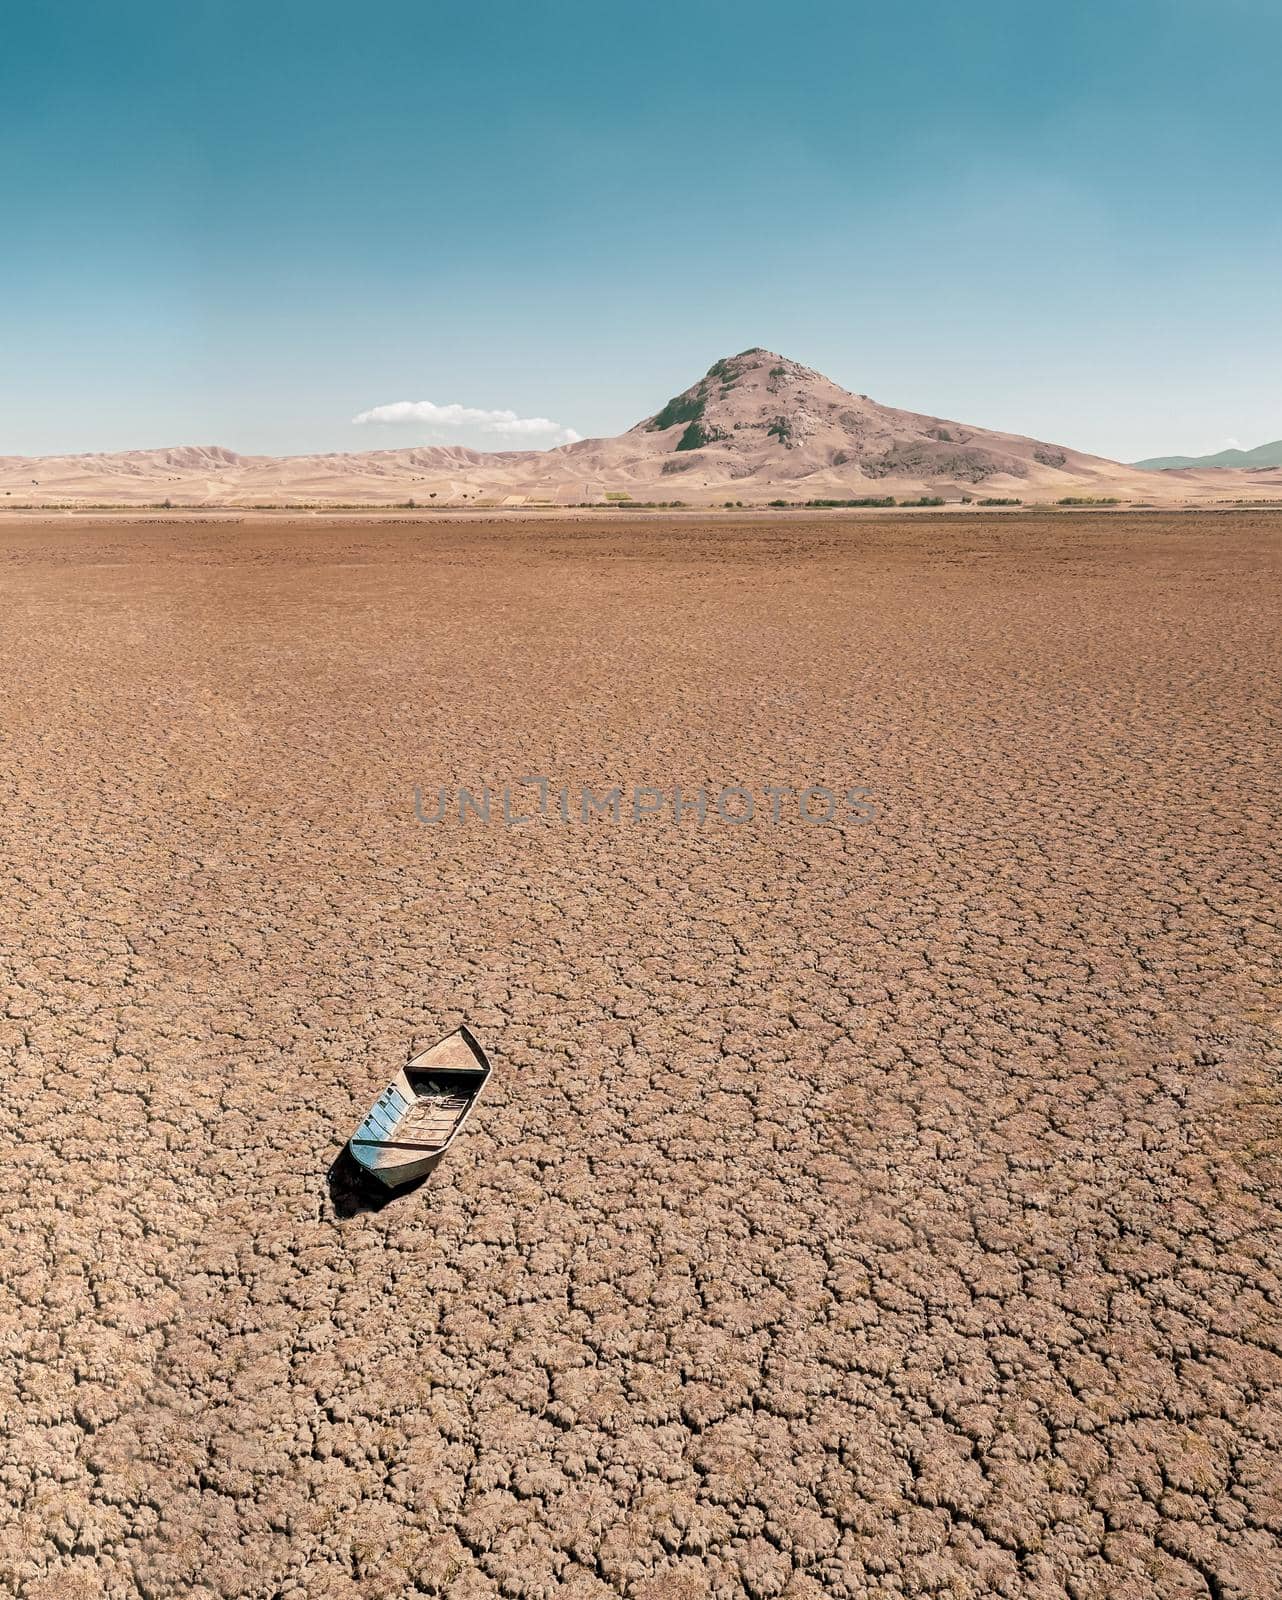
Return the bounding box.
[326,1146,431,1217]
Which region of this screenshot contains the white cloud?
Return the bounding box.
[352,399,581,447]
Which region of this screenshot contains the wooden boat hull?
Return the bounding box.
[348,1025,491,1189]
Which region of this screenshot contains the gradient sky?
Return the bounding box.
[2,0,1278,461]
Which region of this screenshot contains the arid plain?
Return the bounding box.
[2,510,1279,1600]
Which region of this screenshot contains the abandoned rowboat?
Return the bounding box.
[348,1026,492,1189]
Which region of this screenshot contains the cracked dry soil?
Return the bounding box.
[1,512,1279,1600]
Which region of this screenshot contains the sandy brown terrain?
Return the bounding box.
[2,511,1280,1600]
[6,351,1282,510]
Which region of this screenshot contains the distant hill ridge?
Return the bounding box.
[1134,440,1282,470]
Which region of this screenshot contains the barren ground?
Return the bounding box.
[2,512,1279,1600]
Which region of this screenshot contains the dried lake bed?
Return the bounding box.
[2,511,1279,1599]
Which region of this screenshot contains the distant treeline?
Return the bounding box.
[765,495,948,508]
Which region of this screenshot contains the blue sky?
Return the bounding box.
[2,0,1278,460]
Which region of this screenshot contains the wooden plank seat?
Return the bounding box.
[401,1093,471,1144]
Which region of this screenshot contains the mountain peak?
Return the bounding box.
[633,349,838,446]
[703,348,824,387]
[704,347,804,377]
[624,348,1106,484]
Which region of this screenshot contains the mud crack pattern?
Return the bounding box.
[1,513,1279,1600]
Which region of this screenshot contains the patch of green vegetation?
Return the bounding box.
[901,496,946,507]
[979,497,1022,506]
[1057,496,1121,505]
[808,496,896,508]
[676,421,718,451]
[765,496,899,509]
[648,386,707,432]
[769,366,787,379]
[604,492,631,501]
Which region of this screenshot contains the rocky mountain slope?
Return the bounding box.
[609,349,1111,490]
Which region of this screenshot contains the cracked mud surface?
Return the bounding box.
[2,512,1279,1599]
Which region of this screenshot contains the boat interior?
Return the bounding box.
[400,1067,486,1149]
